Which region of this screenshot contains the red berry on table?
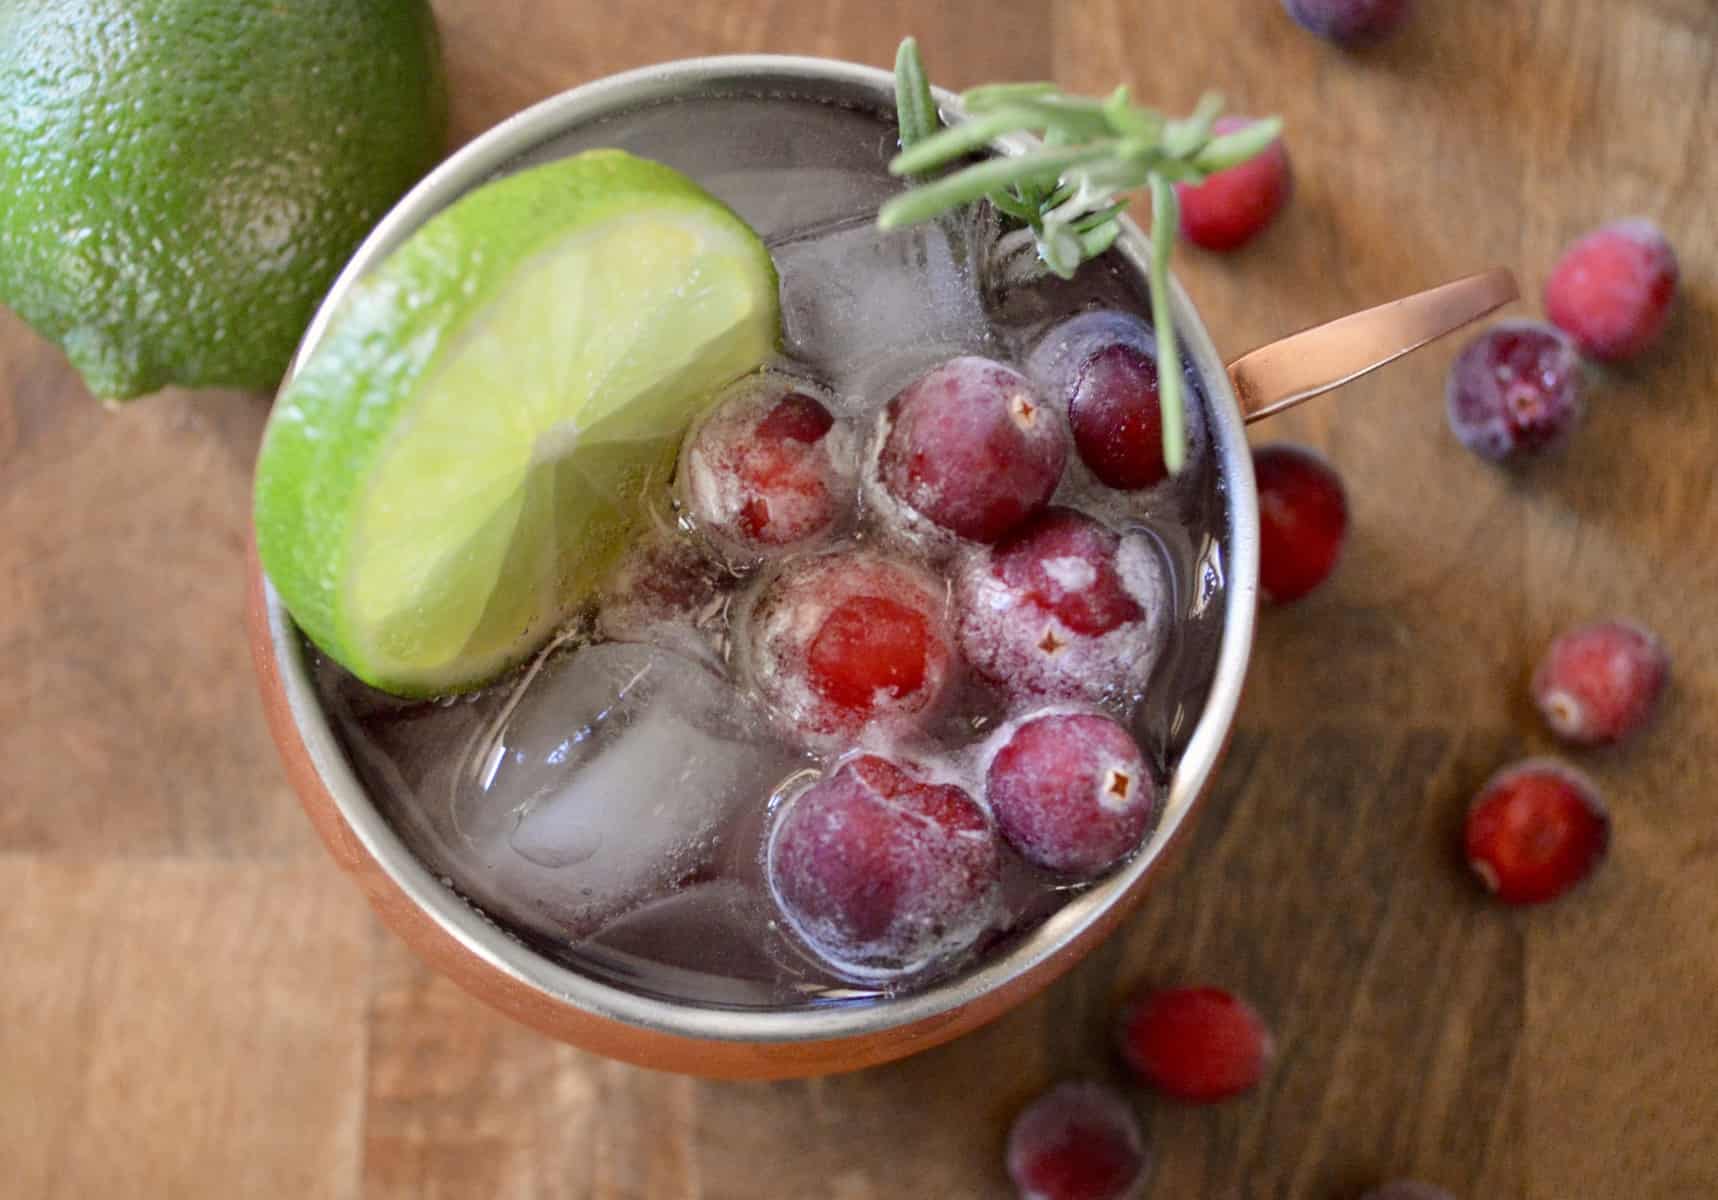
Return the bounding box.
[1533,619,1669,747]
[1464,760,1609,906]
[985,710,1158,877]
[1005,1082,1148,1200]
[1253,443,1347,604]
[873,355,1067,545]
[1282,0,1413,45]
[955,508,1168,705]
[1118,985,1274,1103]
[1445,322,1583,463]
[1176,116,1292,252]
[743,551,952,746]
[1544,219,1679,362]
[767,754,1001,979]
[680,373,854,555]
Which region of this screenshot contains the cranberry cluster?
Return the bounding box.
[616,314,1189,981]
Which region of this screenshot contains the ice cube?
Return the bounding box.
[775,213,995,405]
[441,642,807,940]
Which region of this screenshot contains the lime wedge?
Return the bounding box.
[255,150,780,696]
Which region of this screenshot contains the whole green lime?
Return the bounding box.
[0,0,446,400]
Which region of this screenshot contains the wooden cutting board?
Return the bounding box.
[3,1,1713,1195]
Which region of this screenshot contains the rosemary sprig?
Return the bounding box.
[879,38,1282,475]
[892,37,938,163]
[1146,175,1185,468]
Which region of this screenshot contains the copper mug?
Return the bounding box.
[248,54,1514,1079]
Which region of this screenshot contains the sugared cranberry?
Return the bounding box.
[1253,444,1347,604]
[1445,322,1583,462]
[1176,117,1293,252]
[1464,760,1608,906]
[1118,985,1275,1103]
[1282,0,1413,44]
[1533,619,1669,747]
[986,711,1157,877]
[1359,1184,1456,1200]
[679,373,854,554]
[767,754,1001,978]
[1544,219,1679,362]
[1029,310,1202,492]
[956,508,1166,704]
[872,355,1067,544]
[1029,311,1216,493]
[1005,1082,1148,1200]
[743,552,952,745]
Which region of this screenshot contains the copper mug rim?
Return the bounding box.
[248,53,1261,1079]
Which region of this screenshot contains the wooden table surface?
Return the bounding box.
[4,2,1715,1196]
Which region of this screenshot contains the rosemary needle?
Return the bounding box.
[880,37,1282,475]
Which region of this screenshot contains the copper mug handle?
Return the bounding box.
[1226,267,1520,421]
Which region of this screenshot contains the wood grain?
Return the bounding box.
[0,858,373,1198]
[0,355,295,858]
[3,0,1716,1196]
[1060,4,1718,1195]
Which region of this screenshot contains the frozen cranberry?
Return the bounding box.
[1464,759,1608,906]
[1445,322,1583,462]
[597,531,719,630]
[872,355,1067,544]
[1176,117,1292,252]
[1029,310,1209,493]
[1067,344,1165,491]
[1360,1184,1456,1200]
[1005,1082,1148,1200]
[956,508,1167,704]
[767,754,1001,978]
[679,373,855,554]
[1533,619,1669,747]
[595,528,728,664]
[1545,219,1679,362]
[1282,0,1413,44]
[1118,985,1275,1103]
[743,552,952,745]
[986,711,1157,877]
[1253,444,1347,604]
